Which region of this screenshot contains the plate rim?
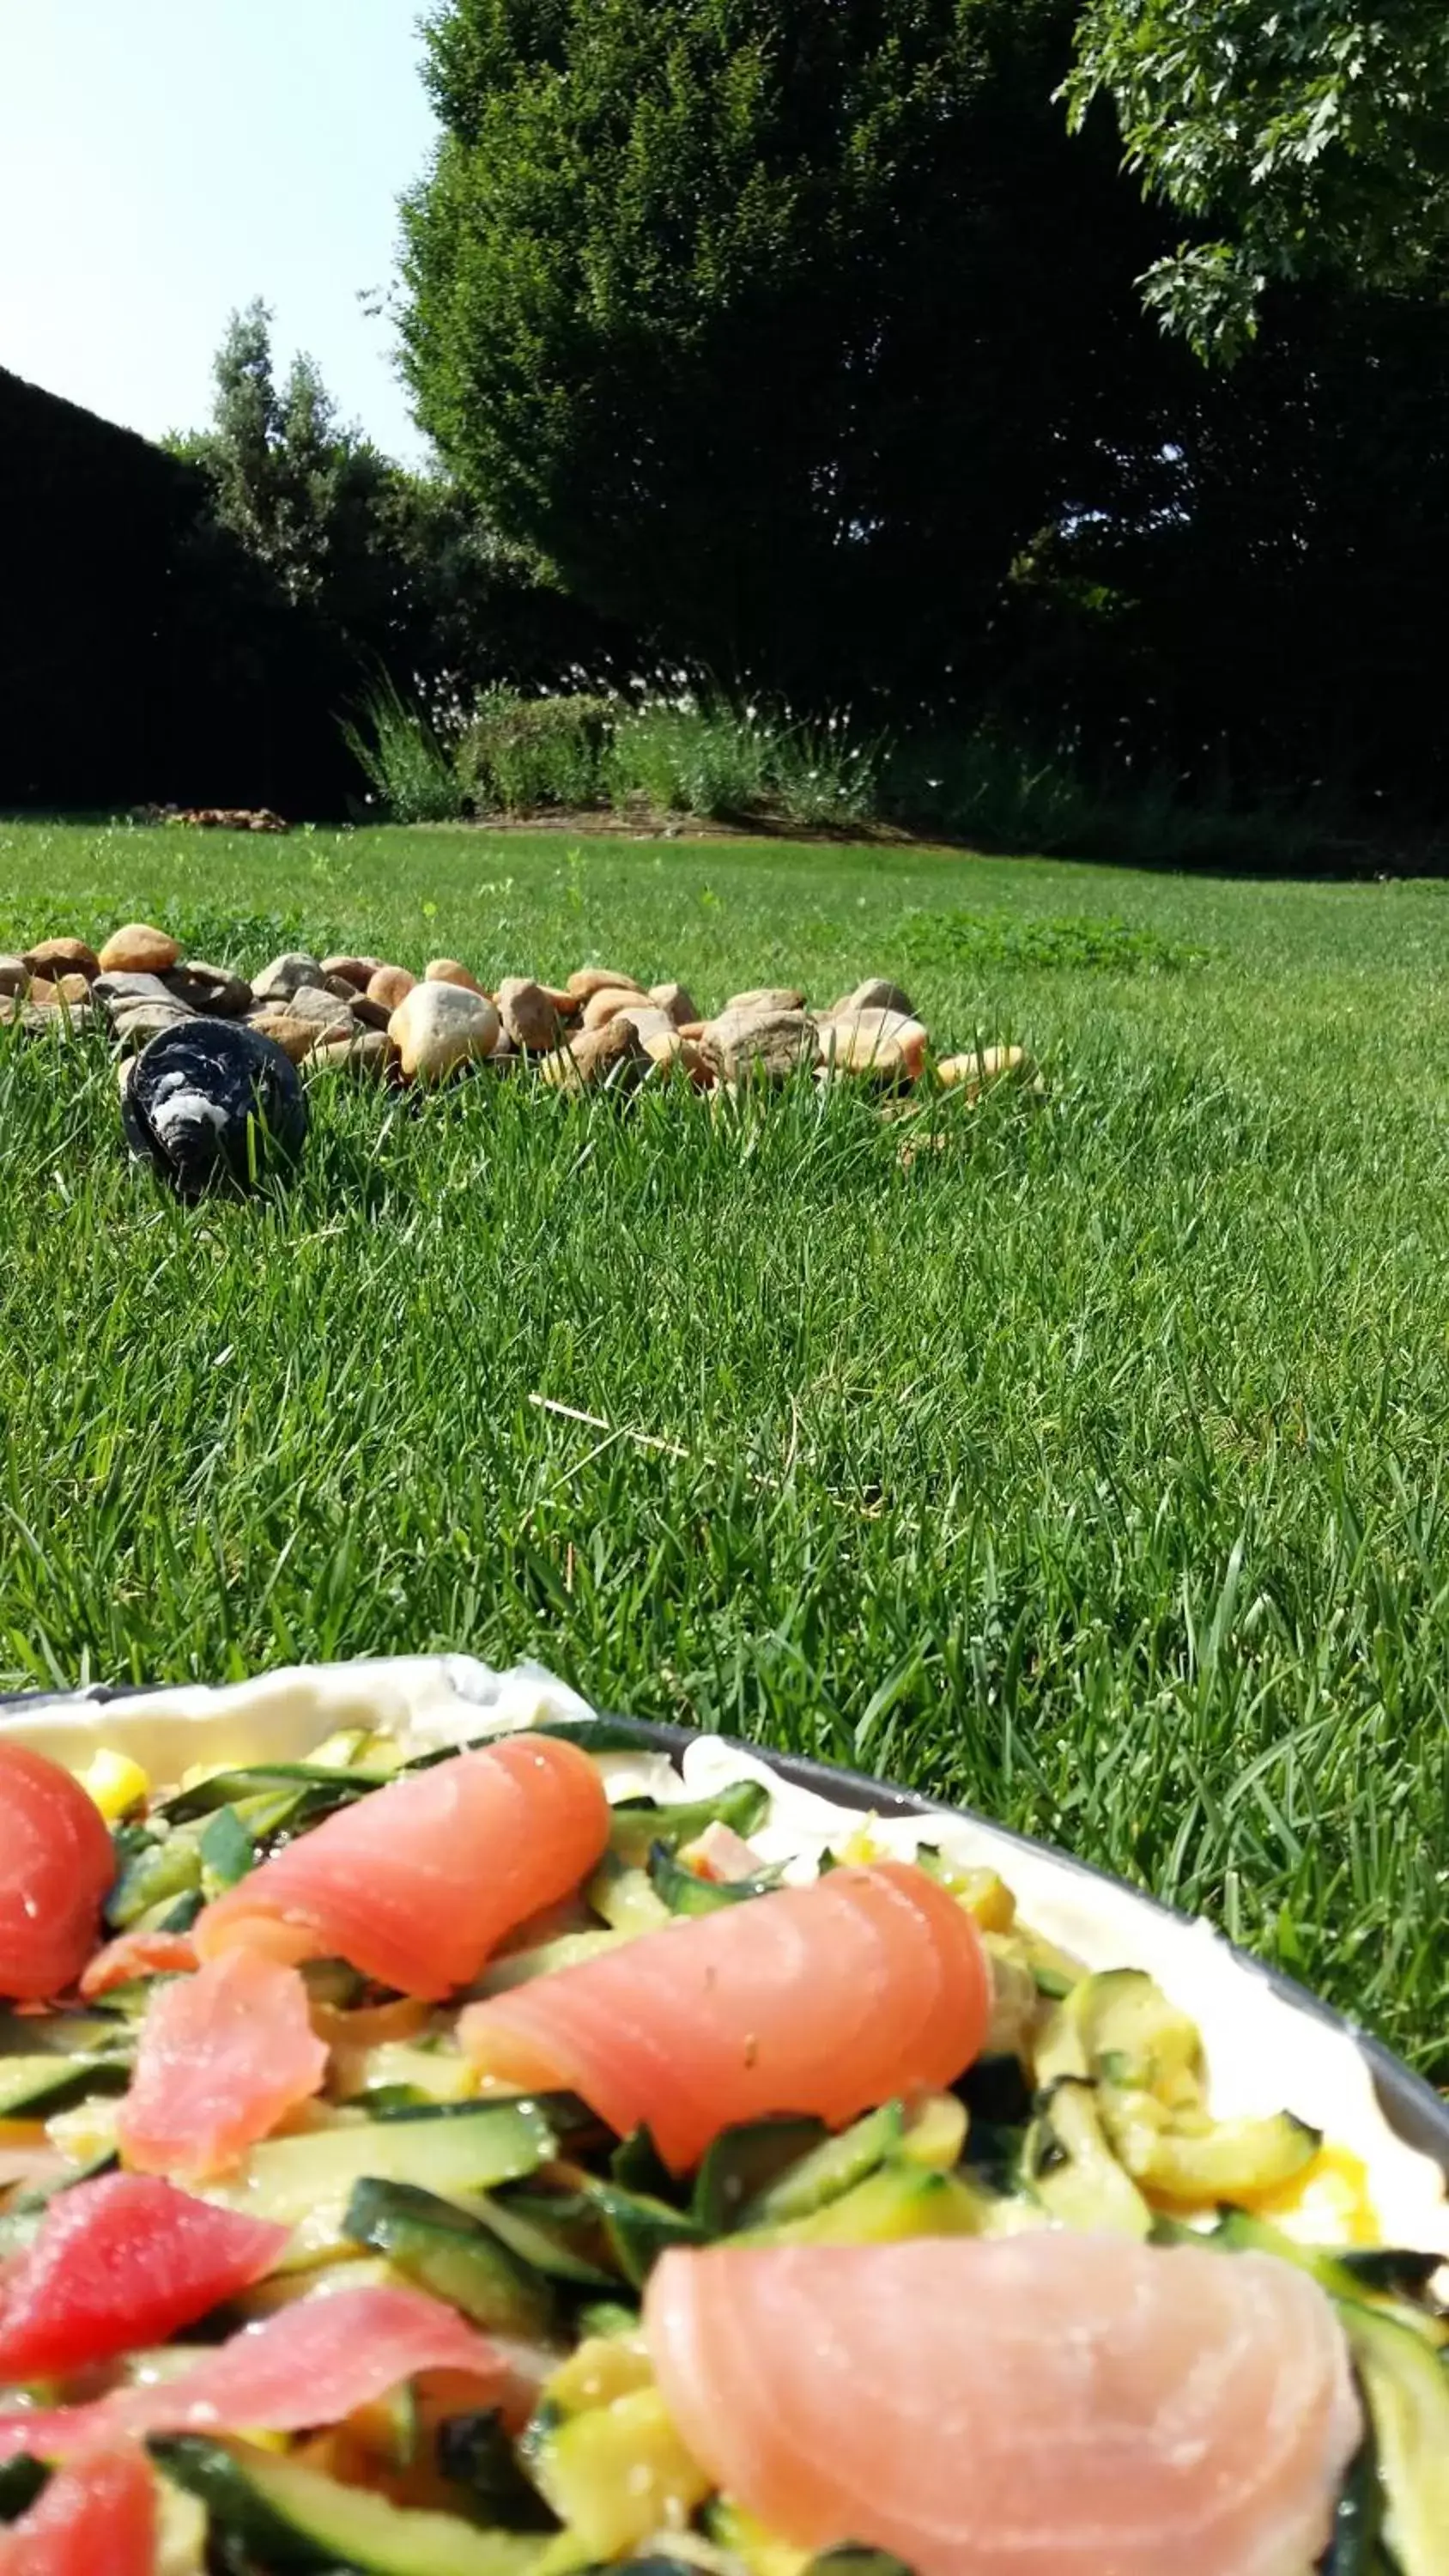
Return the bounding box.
[3,1682,1446,2181]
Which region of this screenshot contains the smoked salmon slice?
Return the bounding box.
[644,2236,1361,2576]
[0,2174,286,2378]
[78,1929,197,2001]
[0,2445,155,2576]
[459,1862,991,2171]
[116,1948,327,2184]
[0,2281,503,2462]
[195,1735,609,1998]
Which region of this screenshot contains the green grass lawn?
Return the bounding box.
[3,818,1448,2076]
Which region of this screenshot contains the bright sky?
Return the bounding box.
[0,1,437,462]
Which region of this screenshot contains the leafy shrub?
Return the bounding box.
[458,689,615,812]
[608,697,883,827]
[340,678,464,823]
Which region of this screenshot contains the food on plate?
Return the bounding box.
[116,1949,328,2181]
[0,2442,155,2576]
[0,1686,1440,2575]
[0,2173,285,2376]
[459,1863,991,2172]
[0,1746,115,2001]
[194,1735,610,1996]
[644,2234,1361,2576]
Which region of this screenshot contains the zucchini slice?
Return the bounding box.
[646,1842,780,1917]
[472,1931,626,2001]
[151,2435,547,2576]
[577,2179,707,2287]
[435,2409,559,2530]
[475,2186,617,2290]
[1338,2302,1449,2576]
[526,2385,711,2559]
[735,2161,991,2247]
[1021,2078,1153,2239]
[219,2097,557,2261]
[737,2103,903,2229]
[344,2178,555,2337]
[0,2053,131,2119]
[583,1855,671,1936]
[693,2117,829,2235]
[606,1783,769,1867]
[157,1761,394,1821]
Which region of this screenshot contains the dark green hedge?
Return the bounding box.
[0,368,355,816]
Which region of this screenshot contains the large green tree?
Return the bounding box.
[398,0,1185,691]
[174,302,621,696]
[1065,1,1449,359]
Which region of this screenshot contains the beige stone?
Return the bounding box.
[165,963,252,1017]
[648,981,700,1028]
[110,999,194,1050]
[678,1020,707,1042]
[936,1043,1034,1094]
[724,985,806,1014]
[541,1018,646,1091]
[32,972,94,1008]
[0,957,27,998]
[367,966,415,1011]
[819,1007,929,1079]
[246,1008,322,1065]
[581,985,647,1030]
[320,955,384,989]
[305,1028,395,1081]
[23,938,100,982]
[615,1004,674,1045]
[539,983,581,1018]
[98,922,180,975]
[270,984,355,1035]
[426,957,488,995]
[816,1038,912,1089]
[252,951,324,1003]
[348,993,394,1033]
[567,967,645,1002]
[388,980,500,1082]
[642,1029,712,1085]
[702,1006,817,1084]
[497,976,561,1053]
[826,977,916,1020]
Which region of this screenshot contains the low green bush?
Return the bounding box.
[457,689,615,812]
[339,678,464,823]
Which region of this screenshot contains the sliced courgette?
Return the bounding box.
[151,2435,546,2576]
[344,2178,555,2337]
[1319,2416,1383,2576]
[1021,2078,1152,2239]
[157,1761,394,1821]
[104,1831,202,1931]
[0,2054,131,2119]
[736,2161,991,2247]
[472,1932,626,2001]
[1338,2301,1449,2576]
[583,1854,671,1937]
[606,1783,769,1867]
[577,2178,707,2287]
[693,2117,828,2234]
[435,2409,558,2530]
[221,2097,556,2261]
[526,2386,711,2559]
[738,2102,904,2228]
[646,1841,780,1917]
[1113,2105,1320,2203]
[706,2502,809,2576]
[475,2186,617,2290]
[198,1801,255,1895]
